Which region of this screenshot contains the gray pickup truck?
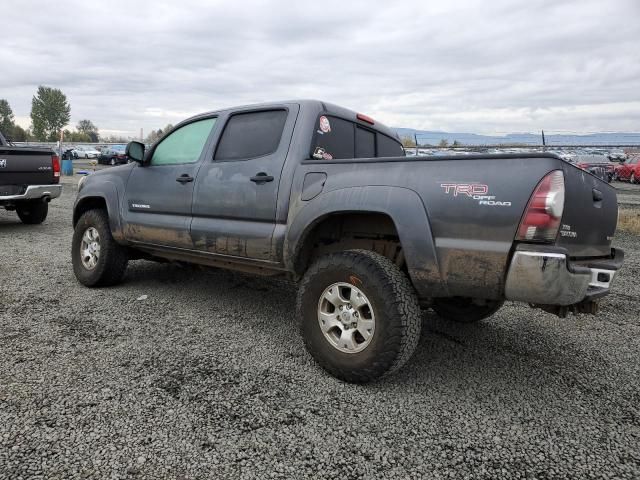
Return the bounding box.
[71,100,623,382]
[0,131,62,224]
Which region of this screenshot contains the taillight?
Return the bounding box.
[516,170,564,243]
[52,155,60,182]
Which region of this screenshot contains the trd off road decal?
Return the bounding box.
[440,183,512,207]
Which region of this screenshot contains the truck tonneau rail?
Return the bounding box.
[303,152,564,165]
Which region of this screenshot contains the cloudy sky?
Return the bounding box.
[2,0,639,138]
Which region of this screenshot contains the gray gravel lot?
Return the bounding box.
[1,177,639,479]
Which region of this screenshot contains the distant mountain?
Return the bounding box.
[393,128,640,147]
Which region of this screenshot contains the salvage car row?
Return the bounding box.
[62,144,130,165]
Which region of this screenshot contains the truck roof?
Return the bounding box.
[188,99,401,141]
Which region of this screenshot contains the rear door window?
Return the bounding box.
[215,110,287,160]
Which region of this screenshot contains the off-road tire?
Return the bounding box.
[432,297,504,323]
[16,201,48,224]
[297,249,422,383]
[72,208,128,287]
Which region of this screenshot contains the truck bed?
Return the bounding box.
[297,152,617,299]
[0,145,58,194]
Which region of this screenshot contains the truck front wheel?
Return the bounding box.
[16,201,48,224]
[432,297,504,323]
[297,250,422,383]
[72,208,128,287]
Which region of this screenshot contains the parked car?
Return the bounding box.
[0,130,62,224]
[73,146,101,159]
[98,145,128,165]
[614,156,640,183]
[573,155,616,182]
[71,100,623,383]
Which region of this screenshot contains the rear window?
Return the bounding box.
[355,127,375,158]
[215,110,287,160]
[377,134,405,157]
[312,114,404,160]
[312,116,354,160]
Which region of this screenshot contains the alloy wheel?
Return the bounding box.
[317,282,376,354]
[80,227,101,270]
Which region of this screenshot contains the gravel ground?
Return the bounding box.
[1,178,639,479]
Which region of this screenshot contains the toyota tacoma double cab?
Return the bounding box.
[0,130,62,224]
[71,100,623,382]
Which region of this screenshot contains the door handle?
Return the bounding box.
[176,174,194,184]
[250,172,274,184]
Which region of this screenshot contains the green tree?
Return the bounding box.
[77,119,99,142]
[438,139,449,147]
[401,136,416,148]
[64,129,92,142]
[30,86,71,141]
[10,125,28,142]
[452,140,462,147]
[0,99,15,134]
[145,124,174,144]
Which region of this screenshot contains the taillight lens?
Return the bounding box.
[52,154,60,182]
[516,170,564,243]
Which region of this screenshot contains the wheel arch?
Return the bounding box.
[285,186,446,298]
[73,185,124,241]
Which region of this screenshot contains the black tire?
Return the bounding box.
[72,209,128,287]
[16,201,48,224]
[110,158,116,166]
[297,249,421,383]
[631,173,637,185]
[432,297,504,323]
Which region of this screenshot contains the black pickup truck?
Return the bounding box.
[71,100,623,382]
[0,131,62,224]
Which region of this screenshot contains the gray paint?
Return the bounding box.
[73,100,619,303]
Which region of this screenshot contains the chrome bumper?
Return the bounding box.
[505,249,618,306]
[0,184,62,202]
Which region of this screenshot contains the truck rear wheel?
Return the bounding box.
[16,201,48,224]
[297,250,421,383]
[72,208,128,287]
[432,297,504,323]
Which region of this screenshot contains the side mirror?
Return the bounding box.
[126,141,145,164]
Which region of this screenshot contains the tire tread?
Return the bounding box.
[297,249,421,382]
[72,209,128,287]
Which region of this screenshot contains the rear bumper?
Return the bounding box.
[0,184,62,202]
[505,245,623,306]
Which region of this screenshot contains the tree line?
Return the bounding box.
[401,136,462,148]
[1,86,101,143]
[1,86,174,145]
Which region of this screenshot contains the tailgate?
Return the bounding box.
[0,147,55,186]
[556,163,618,257]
